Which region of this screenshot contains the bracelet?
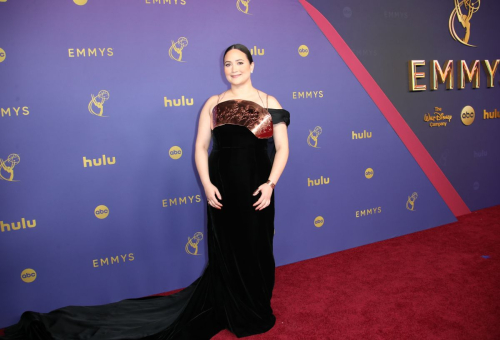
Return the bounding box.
[266,180,276,189]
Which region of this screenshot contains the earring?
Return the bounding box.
[251,70,254,74]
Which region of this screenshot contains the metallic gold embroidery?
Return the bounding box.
[212,100,273,139]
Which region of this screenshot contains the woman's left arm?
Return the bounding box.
[253,96,289,210]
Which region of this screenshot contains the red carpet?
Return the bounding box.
[2,205,499,339]
[214,205,500,339]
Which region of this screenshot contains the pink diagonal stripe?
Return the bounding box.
[299,0,470,216]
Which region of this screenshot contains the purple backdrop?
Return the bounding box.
[2,0,492,327]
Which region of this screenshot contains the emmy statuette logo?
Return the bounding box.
[298,45,309,57]
[307,126,322,148]
[365,168,374,179]
[88,90,110,117]
[314,216,324,228]
[236,0,251,15]
[0,154,20,182]
[461,105,475,125]
[0,48,5,62]
[449,0,481,47]
[406,192,418,211]
[169,37,188,62]
[186,232,203,255]
[73,0,88,5]
[95,205,109,219]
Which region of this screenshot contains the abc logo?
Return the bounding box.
[365,168,374,179]
[95,205,109,219]
[21,268,37,283]
[298,45,309,57]
[314,216,324,228]
[461,105,475,126]
[169,146,183,160]
[0,48,6,63]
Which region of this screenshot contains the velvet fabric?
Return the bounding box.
[1,104,290,340]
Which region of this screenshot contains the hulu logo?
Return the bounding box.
[83,155,116,167]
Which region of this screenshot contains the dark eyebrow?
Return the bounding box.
[224,59,245,63]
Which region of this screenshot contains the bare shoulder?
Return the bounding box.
[267,95,283,110]
[206,94,220,113]
[207,94,220,105]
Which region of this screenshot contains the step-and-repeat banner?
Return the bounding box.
[0,0,495,327]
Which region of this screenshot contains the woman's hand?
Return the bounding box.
[252,183,273,210]
[204,183,223,209]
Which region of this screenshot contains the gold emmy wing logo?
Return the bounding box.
[0,154,20,182]
[73,0,88,5]
[0,48,6,62]
[307,126,322,148]
[406,192,418,211]
[236,0,251,14]
[21,268,37,283]
[88,90,110,117]
[449,0,481,47]
[461,105,475,125]
[169,37,188,62]
[185,232,203,255]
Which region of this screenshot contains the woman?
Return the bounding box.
[193,44,290,337]
[1,44,289,340]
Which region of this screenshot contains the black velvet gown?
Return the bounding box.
[1,100,290,340]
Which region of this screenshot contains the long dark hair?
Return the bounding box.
[223,44,253,64]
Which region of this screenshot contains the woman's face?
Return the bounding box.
[223,49,254,86]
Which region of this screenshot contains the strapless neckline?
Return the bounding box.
[213,99,268,113]
[211,99,273,138]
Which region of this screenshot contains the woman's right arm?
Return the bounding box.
[194,96,223,209]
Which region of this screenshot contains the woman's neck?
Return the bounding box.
[229,81,255,98]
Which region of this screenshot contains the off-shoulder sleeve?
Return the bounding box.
[268,109,290,127]
[266,109,290,165]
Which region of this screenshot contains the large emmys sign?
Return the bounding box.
[408,59,499,91]
[408,1,500,92]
